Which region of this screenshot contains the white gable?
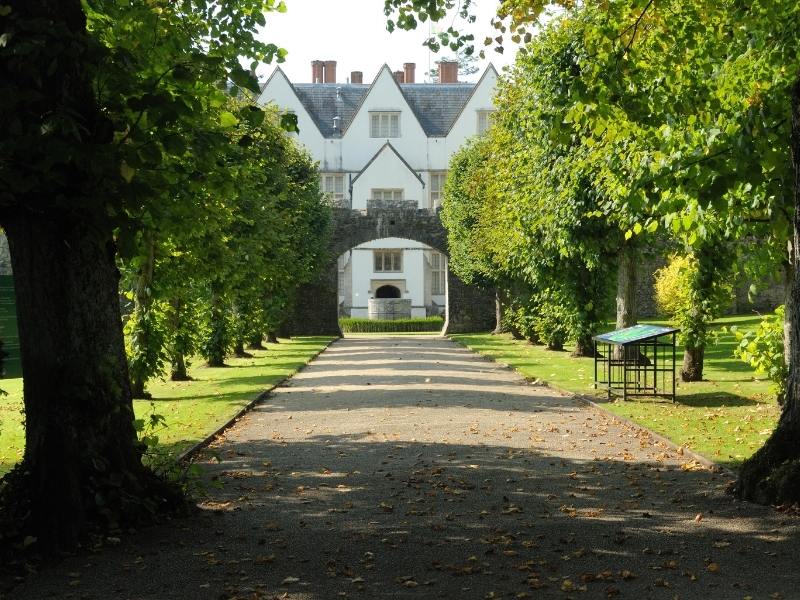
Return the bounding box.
[257,68,326,160]
[350,143,425,210]
[342,65,428,169]
[445,65,499,153]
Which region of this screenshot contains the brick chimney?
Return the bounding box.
[311,60,324,83]
[438,60,458,83]
[323,60,337,83]
[393,70,405,84]
[351,71,363,84]
[403,62,416,84]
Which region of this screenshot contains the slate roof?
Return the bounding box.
[291,81,476,138]
[399,83,475,137]
[293,84,369,138]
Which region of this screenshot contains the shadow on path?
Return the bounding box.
[10,336,799,600]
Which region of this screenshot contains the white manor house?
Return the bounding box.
[258,59,497,319]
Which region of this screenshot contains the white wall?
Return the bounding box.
[340,67,429,170]
[257,69,326,160]
[350,146,425,209]
[347,238,430,318]
[444,67,498,157]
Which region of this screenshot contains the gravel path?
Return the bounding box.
[11,336,800,599]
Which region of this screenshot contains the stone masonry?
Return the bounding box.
[282,207,497,336]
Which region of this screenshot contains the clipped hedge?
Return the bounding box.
[339,316,444,333]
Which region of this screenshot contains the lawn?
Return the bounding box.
[452,315,781,469]
[0,336,333,475]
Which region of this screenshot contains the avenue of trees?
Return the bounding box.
[397,0,799,505]
[1,0,799,557]
[0,0,328,552]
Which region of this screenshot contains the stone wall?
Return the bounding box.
[283,207,496,336]
[366,198,420,212]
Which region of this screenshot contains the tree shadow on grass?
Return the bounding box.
[674,392,764,408]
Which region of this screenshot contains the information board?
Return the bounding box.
[593,324,678,346]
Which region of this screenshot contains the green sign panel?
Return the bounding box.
[593,324,678,346]
[0,275,21,378]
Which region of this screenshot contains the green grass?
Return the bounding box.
[0,336,333,476]
[452,315,780,469]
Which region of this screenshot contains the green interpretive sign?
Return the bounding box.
[0,275,21,378]
[593,324,678,346]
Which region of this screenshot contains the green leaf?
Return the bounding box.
[220,111,239,128]
[120,161,136,183]
[280,112,298,133]
[229,67,261,94]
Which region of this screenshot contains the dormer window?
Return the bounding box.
[370,111,400,138]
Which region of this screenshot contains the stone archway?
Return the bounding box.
[282,205,495,336]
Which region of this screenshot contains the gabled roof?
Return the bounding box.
[261,64,494,139]
[442,64,499,136]
[350,142,426,188]
[293,83,369,138]
[258,67,326,138]
[400,83,474,137]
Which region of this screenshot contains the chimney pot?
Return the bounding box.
[311,60,324,83]
[351,70,363,84]
[403,62,416,84]
[323,60,337,83]
[393,70,405,84]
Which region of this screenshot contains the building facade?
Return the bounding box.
[257,59,497,318]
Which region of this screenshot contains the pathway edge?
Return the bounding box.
[177,337,339,463]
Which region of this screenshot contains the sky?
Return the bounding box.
[255,0,520,84]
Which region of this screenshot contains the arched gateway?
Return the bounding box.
[282,204,496,336]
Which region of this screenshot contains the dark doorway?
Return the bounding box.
[375,285,401,299]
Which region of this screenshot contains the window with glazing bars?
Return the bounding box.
[374,250,402,272]
[429,172,447,209]
[321,174,345,203]
[477,109,495,134]
[430,251,446,294]
[370,112,400,137]
[371,188,403,201]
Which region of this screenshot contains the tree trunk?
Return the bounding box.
[276,321,292,339]
[573,333,596,358]
[784,258,794,371]
[493,290,505,334]
[614,244,640,361]
[247,328,266,349]
[1,214,182,551]
[168,298,192,381]
[616,244,637,330]
[170,352,190,381]
[266,330,279,344]
[681,344,704,381]
[233,340,252,358]
[735,78,800,505]
[206,287,227,367]
[130,231,155,398]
